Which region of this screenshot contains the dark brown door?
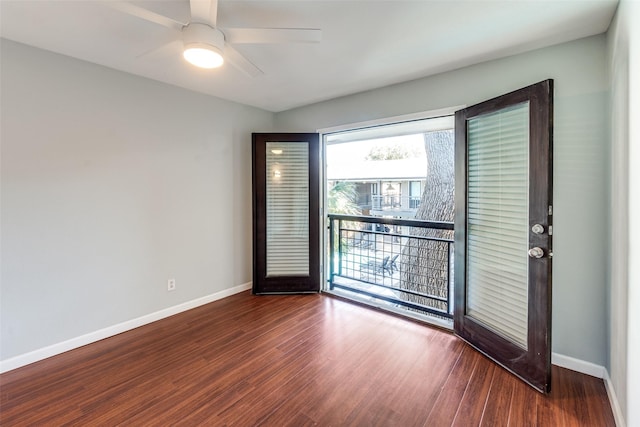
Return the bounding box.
[252,133,320,293]
[454,80,553,393]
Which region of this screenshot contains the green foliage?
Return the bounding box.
[327,181,360,215]
[328,181,361,255]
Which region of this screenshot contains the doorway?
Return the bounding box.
[323,115,456,326]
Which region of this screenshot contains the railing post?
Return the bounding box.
[447,241,453,315]
[329,216,335,290]
[338,219,343,277]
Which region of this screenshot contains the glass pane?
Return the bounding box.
[466,102,529,349]
[410,181,421,197]
[266,142,309,276]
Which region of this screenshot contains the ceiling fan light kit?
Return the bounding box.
[182,23,224,68]
[104,0,321,76]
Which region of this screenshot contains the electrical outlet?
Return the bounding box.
[167,278,176,291]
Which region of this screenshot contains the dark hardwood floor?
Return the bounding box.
[0,291,615,426]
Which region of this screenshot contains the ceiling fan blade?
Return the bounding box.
[136,40,182,60]
[105,2,186,31]
[189,0,218,26]
[224,45,263,78]
[224,28,322,44]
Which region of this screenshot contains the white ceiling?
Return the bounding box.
[0,0,618,112]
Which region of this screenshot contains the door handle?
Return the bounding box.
[531,224,545,234]
[528,247,544,259]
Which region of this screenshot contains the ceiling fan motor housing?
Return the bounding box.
[182,23,225,55]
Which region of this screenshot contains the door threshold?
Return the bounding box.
[323,288,453,331]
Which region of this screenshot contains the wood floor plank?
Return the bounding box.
[479,366,515,427]
[0,291,616,426]
[509,372,540,427]
[378,331,464,425]
[451,356,496,426]
[423,344,481,425]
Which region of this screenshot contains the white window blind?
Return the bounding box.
[466,102,530,349]
[266,142,309,276]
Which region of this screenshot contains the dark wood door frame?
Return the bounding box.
[252,132,320,294]
[454,80,554,393]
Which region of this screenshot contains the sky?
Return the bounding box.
[326,134,426,165]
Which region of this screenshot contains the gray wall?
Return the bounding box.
[608,1,640,425]
[607,2,629,420]
[276,36,610,367]
[0,40,274,360]
[625,2,640,423]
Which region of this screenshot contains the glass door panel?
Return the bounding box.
[266,142,310,276]
[466,102,530,349]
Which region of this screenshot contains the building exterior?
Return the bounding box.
[327,157,427,218]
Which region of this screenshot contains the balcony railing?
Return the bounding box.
[328,214,454,319]
[370,195,421,210]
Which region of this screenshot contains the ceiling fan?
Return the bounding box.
[105,0,322,77]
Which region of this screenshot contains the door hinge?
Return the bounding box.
[548,225,553,236]
[548,205,553,215]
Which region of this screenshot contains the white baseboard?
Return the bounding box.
[0,282,252,374]
[604,370,627,427]
[552,352,607,378]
